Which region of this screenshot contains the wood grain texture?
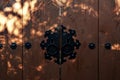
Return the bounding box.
[0,36,8,80]
[99,0,120,80]
[0,0,22,80]
[0,0,120,80]
[23,0,59,80]
[61,0,98,80]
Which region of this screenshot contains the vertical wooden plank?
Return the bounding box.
[0,0,8,79]
[99,0,120,80]
[0,35,7,80]
[0,0,23,80]
[23,0,59,80]
[61,0,99,80]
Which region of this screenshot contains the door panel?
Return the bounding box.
[0,34,8,80]
[0,0,120,80]
[99,0,120,80]
[23,0,59,80]
[61,0,98,80]
[0,0,23,80]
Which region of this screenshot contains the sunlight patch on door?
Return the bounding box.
[114,0,120,15]
[52,0,73,7]
[36,65,43,72]
[0,0,38,44]
[74,3,98,17]
[112,43,120,51]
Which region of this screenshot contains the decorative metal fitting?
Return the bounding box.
[40,25,81,64]
[88,43,96,49]
[25,42,32,49]
[10,43,17,50]
[105,43,111,49]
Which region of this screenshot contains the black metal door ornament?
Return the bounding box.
[40,25,81,64]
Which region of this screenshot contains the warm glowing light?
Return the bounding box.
[112,43,120,51]
[16,0,21,2]
[7,61,12,68]
[114,0,120,15]
[36,65,43,71]
[62,11,67,16]
[0,12,7,32]
[30,29,43,37]
[53,0,73,7]
[31,29,36,35]
[10,37,23,45]
[18,64,23,69]
[36,31,43,36]
[74,3,98,17]
[0,0,38,44]
[38,21,47,26]
[6,17,17,34]
[70,59,76,63]
[13,2,21,12]
[30,0,37,11]
[4,7,12,12]
[49,24,58,31]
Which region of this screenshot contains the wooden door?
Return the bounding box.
[0,0,23,80]
[61,0,99,80]
[99,0,120,80]
[0,0,120,80]
[22,0,59,80]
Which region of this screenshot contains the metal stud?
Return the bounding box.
[89,43,96,49]
[25,42,32,49]
[105,43,111,49]
[0,44,3,49]
[10,43,17,49]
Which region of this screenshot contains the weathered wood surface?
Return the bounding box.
[0,0,22,80]
[61,0,98,80]
[99,0,120,80]
[23,0,59,80]
[0,0,120,80]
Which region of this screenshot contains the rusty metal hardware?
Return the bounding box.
[89,43,96,49]
[40,25,81,64]
[10,43,17,49]
[105,43,111,49]
[25,42,32,49]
